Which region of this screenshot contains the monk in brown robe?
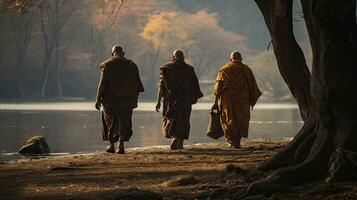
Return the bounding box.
[95,45,144,154]
[156,50,203,150]
[213,51,262,148]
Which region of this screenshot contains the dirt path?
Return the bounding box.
[0,142,356,200]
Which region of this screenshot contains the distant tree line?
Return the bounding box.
[0,0,298,102]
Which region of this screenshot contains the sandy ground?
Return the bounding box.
[0,142,356,200]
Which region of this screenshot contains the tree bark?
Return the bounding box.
[255,0,312,122]
[253,0,357,184]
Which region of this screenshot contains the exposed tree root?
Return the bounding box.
[243,181,291,198]
[244,122,357,198]
[259,120,316,171]
[261,130,330,182]
[326,149,357,183]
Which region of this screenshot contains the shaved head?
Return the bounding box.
[112,45,124,56]
[230,51,242,61]
[173,49,184,60]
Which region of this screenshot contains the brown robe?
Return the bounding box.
[159,59,203,139]
[214,61,261,143]
[99,56,144,143]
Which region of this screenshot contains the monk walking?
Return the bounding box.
[213,51,262,148]
[95,45,144,154]
[156,50,203,150]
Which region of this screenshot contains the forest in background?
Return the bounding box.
[0,0,311,101]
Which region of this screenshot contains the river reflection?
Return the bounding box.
[0,102,303,154]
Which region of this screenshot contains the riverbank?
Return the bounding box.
[0,102,299,111]
[1,141,356,200]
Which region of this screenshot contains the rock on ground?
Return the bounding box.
[18,136,50,155]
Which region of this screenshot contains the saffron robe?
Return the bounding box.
[159,59,203,139]
[99,56,144,142]
[214,61,261,141]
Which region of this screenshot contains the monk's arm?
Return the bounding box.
[156,70,165,112]
[95,68,108,110]
[133,62,145,92]
[213,81,223,109]
[156,86,164,112]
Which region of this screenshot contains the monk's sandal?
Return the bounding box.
[106,144,115,153]
[117,142,125,154]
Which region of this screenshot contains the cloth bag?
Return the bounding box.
[206,108,224,139]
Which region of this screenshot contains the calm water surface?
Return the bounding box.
[0,102,302,155]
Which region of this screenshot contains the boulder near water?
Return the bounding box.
[19,136,50,155]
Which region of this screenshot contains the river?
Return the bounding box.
[0,102,302,154]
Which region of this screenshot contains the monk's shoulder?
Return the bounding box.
[114,57,136,69]
[160,61,174,71]
[126,59,138,69]
[100,57,116,70]
[185,63,195,71]
[242,63,250,69]
[219,62,233,73]
[242,63,253,73]
[128,59,137,66]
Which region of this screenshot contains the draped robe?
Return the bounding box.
[99,56,144,143]
[214,61,261,142]
[159,59,203,139]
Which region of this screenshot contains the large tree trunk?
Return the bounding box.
[253,0,357,184]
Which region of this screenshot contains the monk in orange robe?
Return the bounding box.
[213,51,262,148]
